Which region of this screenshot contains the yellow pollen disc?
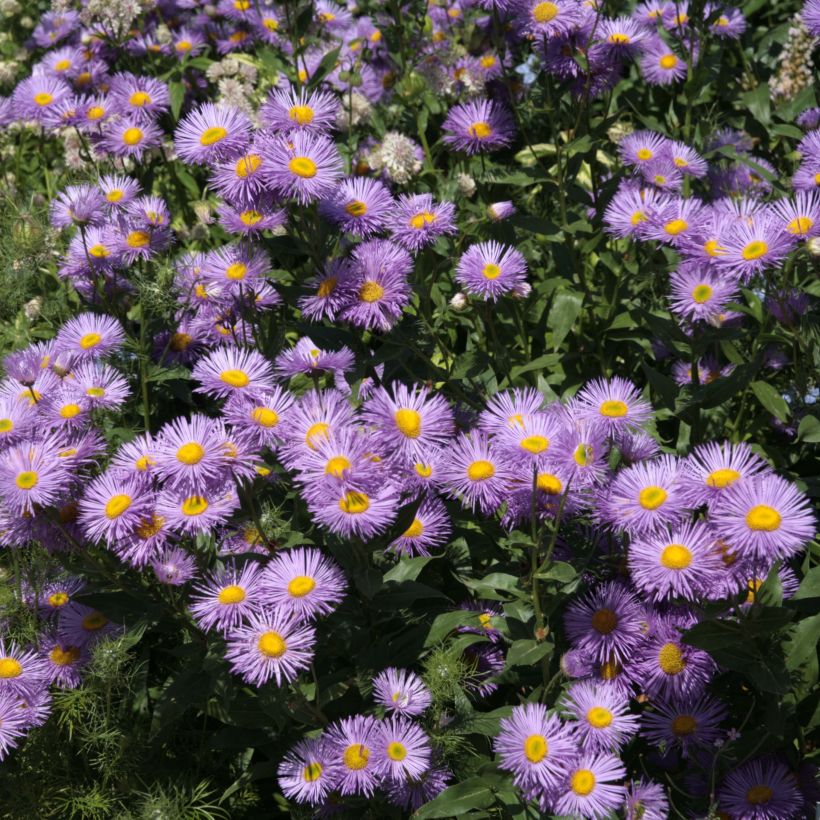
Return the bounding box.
[288,105,315,125]
[671,714,697,735]
[587,707,613,728]
[126,230,150,249]
[636,148,653,161]
[343,744,369,770]
[345,199,367,217]
[521,435,549,454]
[176,442,205,465]
[631,210,647,225]
[135,455,154,471]
[482,262,502,279]
[591,608,618,634]
[319,11,336,21]
[287,575,316,597]
[182,495,209,516]
[660,544,692,570]
[664,218,689,236]
[48,592,70,607]
[705,467,740,489]
[218,584,246,605]
[394,408,422,438]
[745,504,781,531]
[0,658,22,678]
[571,769,596,796]
[467,460,495,481]
[783,215,813,237]
[414,462,433,478]
[225,262,248,281]
[0,418,13,433]
[741,240,768,260]
[359,281,384,302]
[289,156,317,178]
[536,473,562,495]
[235,153,262,178]
[574,443,593,466]
[303,762,322,782]
[129,91,151,107]
[58,448,76,458]
[653,175,667,186]
[409,211,436,229]
[251,407,278,428]
[82,612,108,630]
[403,518,424,538]
[673,156,688,167]
[601,659,621,680]
[478,612,493,629]
[339,491,370,514]
[264,17,279,30]
[134,514,164,539]
[523,734,547,762]
[50,645,81,666]
[104,493,132,519]
[387,742,407,761]
[54,59,71,71]
[305,422,330,449]
[59,403,81,419]
[532,1,558,22]
[60,502,78,523]
[371,30,382,41]
[692,284,713,303]
[746,785,773,805]
[200,126,228,146]
[80,331,102,349]
[658,642,685,675]
[608,32,630,43]
[34,92,54,106]
[717,14,729,25]
[257,630,287,657]
[240,210,263,225]
[176,40,192,52]
[298,69,308,83]
[220,369,250,388]
[481,55,497,68]
[704,239,725,257]
[89,242,109,257]
[15,471,38,490]
[468,121,493,139]
[122,127,143,146]
[317,277,337,298]
[745,577,764,603]
[659,54,678,69]
[324,455,351,477]
[639,485,667,510]
[599,399,628,417]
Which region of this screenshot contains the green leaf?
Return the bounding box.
[797,415,820,443]
[740,84,770,125]
[384,555,435,583]
[413,777,496,818]
[424,611,483,647]
[533,562,576,583]
[307,47,341,89]
[642,363,678,411]
[547,290,583,351]
[750,381,790,421]
[169,81,185,121]
[505,639,552,670]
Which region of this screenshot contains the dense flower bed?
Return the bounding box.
[0,0,818,816]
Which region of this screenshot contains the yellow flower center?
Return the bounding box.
[746,785,773,805]
[345,199,367,217]
[394,408,422,438]
[660,544,692,570]
[658,642,685,675]
[82,612,108,631]
[0,658,22,678]
[0,418,13,433]
[134,514,164,539]
[587,707,613,728]
[34,92,54,106]
[220,369,250,388]
[59,403,81,419]
[523,734,547,762]
[257,630,287,657]
[599,399,628,417]
[601,659,621,680]
[234,153,262,178]
[704,468,740,489]
[339,491,370,514]
[574,443,593,466]
[240,210,263,225]
[87,105,106,120]
[225,262,247,281]
[415,463,433,478]
[787,216,813,235]
[251,407,279,428]
[319,455,349,479]
[671,714,697,735]
[287,575,316,597]
[467,460,495,481]
[289,156,317,178]
[745,504,781,531]
[591,608,617,634]
[182,495,209,516]
[638,486,667,510]
[122,127,143,146]
[54,59,71,71]
[741,240,768,261]
[403,518,424,538]
[659,54,678,69]
[303,762,322,782]
[343,744,369,770]
[176,442,205,465]
[664,218,689,236]
[200,126,228,146]
[15,471,38,490]
[289,105,315,125]
[608,32,630,43]
[80,331,102,349]
[482,262,502,279]
[692,284,713,303]
[359,280,384,302]
[704,239,725,257]
[636,148,653,161]
[571,769,596,796]
[481,55,497,68]
[536,473,562,495]
[409,211,436,229]
[129,91,151,107]
[49,645,81,666]
[104,493,132,519]
[532,1,558,22]
[631,210,647,225]
[218,584,246,604]
[520,435,549,454]
[387,741,407,760]
[468,121,493,139]
[48,592,70,607]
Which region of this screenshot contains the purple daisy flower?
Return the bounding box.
[310,485,399,540]
[603,183,664,238]
[77,471,153,545]
[100,117,163,159]
[641,694,727,757]
[373,716,432,782]
[645,196,709,246]
[716,218,792,283]
[258,547,346,621]
[70,362,130,410]
[711,474,815,562]
[554,753,627,819]
[373,668,432,716]
[455,241,528,301]
[770,192,820,240]
[224,611,316,686]
[274,337,354,381]
[277,737,335,806]
[442,99,516,155]
[298,258,355,322]
[57,604,118,648]
[0,641,49,700]
[388,496,451,557]
[98,174,141,209]
[562,680,639,752]
[520,0,582,37]
[0,691,28,761]
[718,758,802,820]
[151,547,197,586]
[108,73,170,120]
[624,778,669,820]
[384,760,453,811]
[681,440,768,509]
[54,313,125,361]
[224,387,294,449]
[324,714,381,796]
[640,42,688,85]
[0,440,66,514]
[260,85,340,133]
[189,562,263,634]
[495,703,578,793]
[278,389,355,466]
[388,194,457,252]
[619,131,670,168]
[216,199,287,236]
[154,414,231,492]
[209,147,269,207]
[441,432,514,515]
[478,388,547,434]
[668,265,739,324]
[40,636,88,689]
[12,74,71,122]
[563,582,645,666]
[262,130,343,205]
[494,410,563,467]
[192,347,275,400]
[156,484,239,536]
[629,521,723,602]
[572,377,652,435]
[174,103,252,166]
[321,176,394,238]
